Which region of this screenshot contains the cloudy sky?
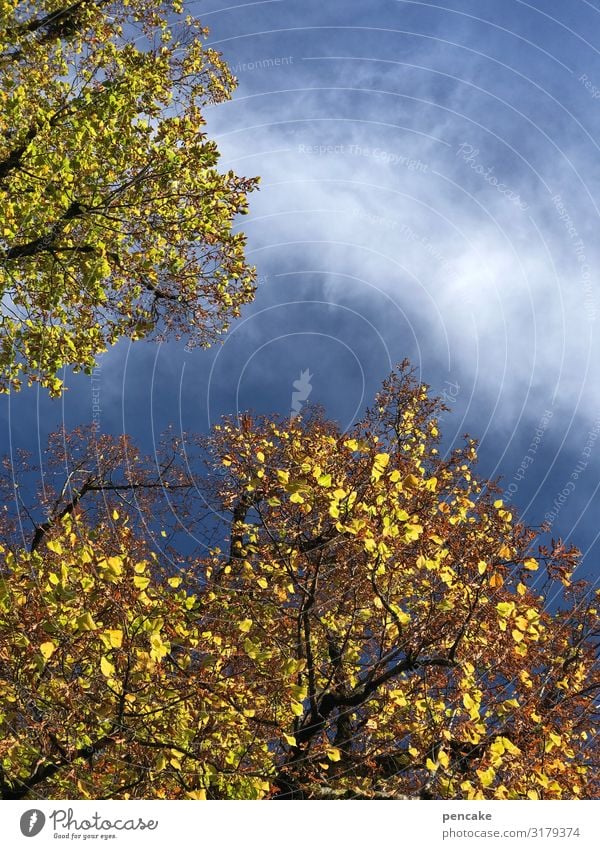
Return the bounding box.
[3,0,600,579]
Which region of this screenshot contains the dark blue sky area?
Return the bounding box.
[2,0,600,583]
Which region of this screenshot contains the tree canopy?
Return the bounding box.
[1,364,598,799]
[0,0,257,395]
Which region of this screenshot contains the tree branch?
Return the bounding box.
[1,736,114,799]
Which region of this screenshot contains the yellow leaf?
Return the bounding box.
[493,499,503,508]
[396,608,411,626]
[404,522,423,541]
[40,641,56,660]
[438,749,450,768]
[463,693,476,710]
[512,629,524,643]
[256,450,265,462]
[477,766,495,788]
[284,734,297,747]
[371,454,390,481]
[46,539,63,555]
[489,572,503,588]
[327,747,341,762]
[496,601,515,618]
[186,790,206,799]
[75,612,98,632]
[500,738,521,756]
[100,656,115,678]
[523,558,539,571]
[150,633,167,658]
[490,739,505,757]
[133,575,150,590]
[477,561,487,575]
[290,701,304,716]
[107,629,123,648]
[167,576,182,588]
[516,582,527,596]
[107,556,123,574]
[112,510,119,520]
[290,684,307,701]
[239,618,253,633]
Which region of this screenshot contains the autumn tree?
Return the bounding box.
[201,364,599,800]
[0,515,276,799]
[0,424,205,555]
[0,0,257,395]
[0,364,598,799]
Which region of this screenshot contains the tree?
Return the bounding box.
[0,514,275,799]
[0,1,258,395]
[0,364,598,799]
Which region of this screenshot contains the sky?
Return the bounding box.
[3,0,600,580]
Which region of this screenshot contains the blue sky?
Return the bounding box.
[3,0,600,581]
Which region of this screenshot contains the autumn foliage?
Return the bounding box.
[0,364,598,799]
[0,0,257,395]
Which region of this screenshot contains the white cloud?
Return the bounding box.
[202,50,600,442]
